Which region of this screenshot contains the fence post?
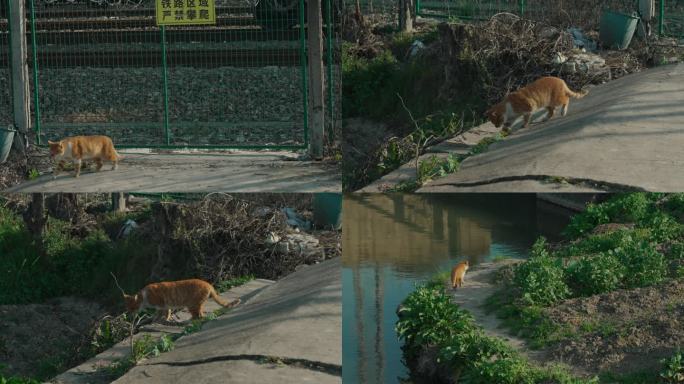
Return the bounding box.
[112,193,127,212]
[658,0,664,35]
[325,0,335,136]
[8,0,30,153]
[160,26,171,146]
[307,0,325,159]
[399,0,413,32]
[519,0,525,16]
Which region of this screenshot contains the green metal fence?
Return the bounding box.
[325,0,341,150]
[416,0,645,29]
[26,0,312,149]
[0,1,12,127]
[661,0,684,37]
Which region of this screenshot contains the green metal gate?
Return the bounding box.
[0,1,12,127]
[27,0,309,149]
[660,0,684,37]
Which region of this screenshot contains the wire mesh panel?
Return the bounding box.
[416,0,639,29]
[523,0,638,30]
[28,0,167,147]
[416,0,519,21]
[28,0,308,149]
[342,0,398,28]
[325,0,341,149]
[164,0,307,148]
[0,0,12,127]
[662,0,684,37]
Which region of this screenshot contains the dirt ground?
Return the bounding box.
[451,260,684,379]
[0,297,106,378]
[545,279,684,376]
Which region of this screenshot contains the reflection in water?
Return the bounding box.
[343,193,554,384]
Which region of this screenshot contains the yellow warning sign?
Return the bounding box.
[156,0,216,26]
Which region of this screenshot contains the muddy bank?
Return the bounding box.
[546,278,684,375]
[0,297,106,379]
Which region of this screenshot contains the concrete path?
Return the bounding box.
[449,261,545,362]
[113,258,341,384]
[361,63,684,192]
[48,279,273,384]
[421,63,684,192]
[5,151,340,193]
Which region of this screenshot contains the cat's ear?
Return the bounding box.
[47,140,55,145]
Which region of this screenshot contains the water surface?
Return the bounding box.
[342,193,553,383]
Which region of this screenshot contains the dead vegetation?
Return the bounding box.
[150,194,334,283]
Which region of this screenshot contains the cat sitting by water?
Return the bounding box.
[48,135,120,179]
[117,277,240,322]
[485,76,588,133]
[450,261,469,289]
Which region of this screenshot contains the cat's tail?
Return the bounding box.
[564,83,589,99]
[210,287,241,308]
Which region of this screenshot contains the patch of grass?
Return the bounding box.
[486,193,683,352]
[27,169,39,180]
[0,376,40,384]
[661,350,684,383]
[0,206,157,305]
[418,154,460,183]
[599,369,661,384]
[562,193,681,240]
[215,275,254,293]
[396,281,596,383]
[469,133,504,155]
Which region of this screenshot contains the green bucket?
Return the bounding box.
[0,125,15,164]
[599,10,639,50]
[312,193,342,230]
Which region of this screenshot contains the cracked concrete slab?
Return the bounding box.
[418,63,684,192]
[4,151,340,193]
[112,258,341,384]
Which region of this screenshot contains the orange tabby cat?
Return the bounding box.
[450,261,469,289]
[486,77,588,131]
[48,135,120,179]
[122,279,240,321]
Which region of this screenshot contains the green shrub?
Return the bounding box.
[667,242,684,260]
[342,48,401,118]
[0,207,155,305]
[513,239,570,306]
[397,280,593,384]
[566,254,625,296]
[610,240,667,289]
[661,350,684,383]
[663,194,684,221]
[558,229,648,258]
[564,194,655,239]
[642,212,684,242]
[0,376,40,384]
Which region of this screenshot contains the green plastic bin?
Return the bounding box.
[0,125,15,164]
[313,193,342,230]
[599,10,639,50]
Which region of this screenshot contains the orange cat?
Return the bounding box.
[450,261,469,289]
[486,77,588,131]
[122,279,240,321]
[48,135,120,179]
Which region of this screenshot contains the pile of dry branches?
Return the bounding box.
[150,194,323,283]
[426,14,603,107]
